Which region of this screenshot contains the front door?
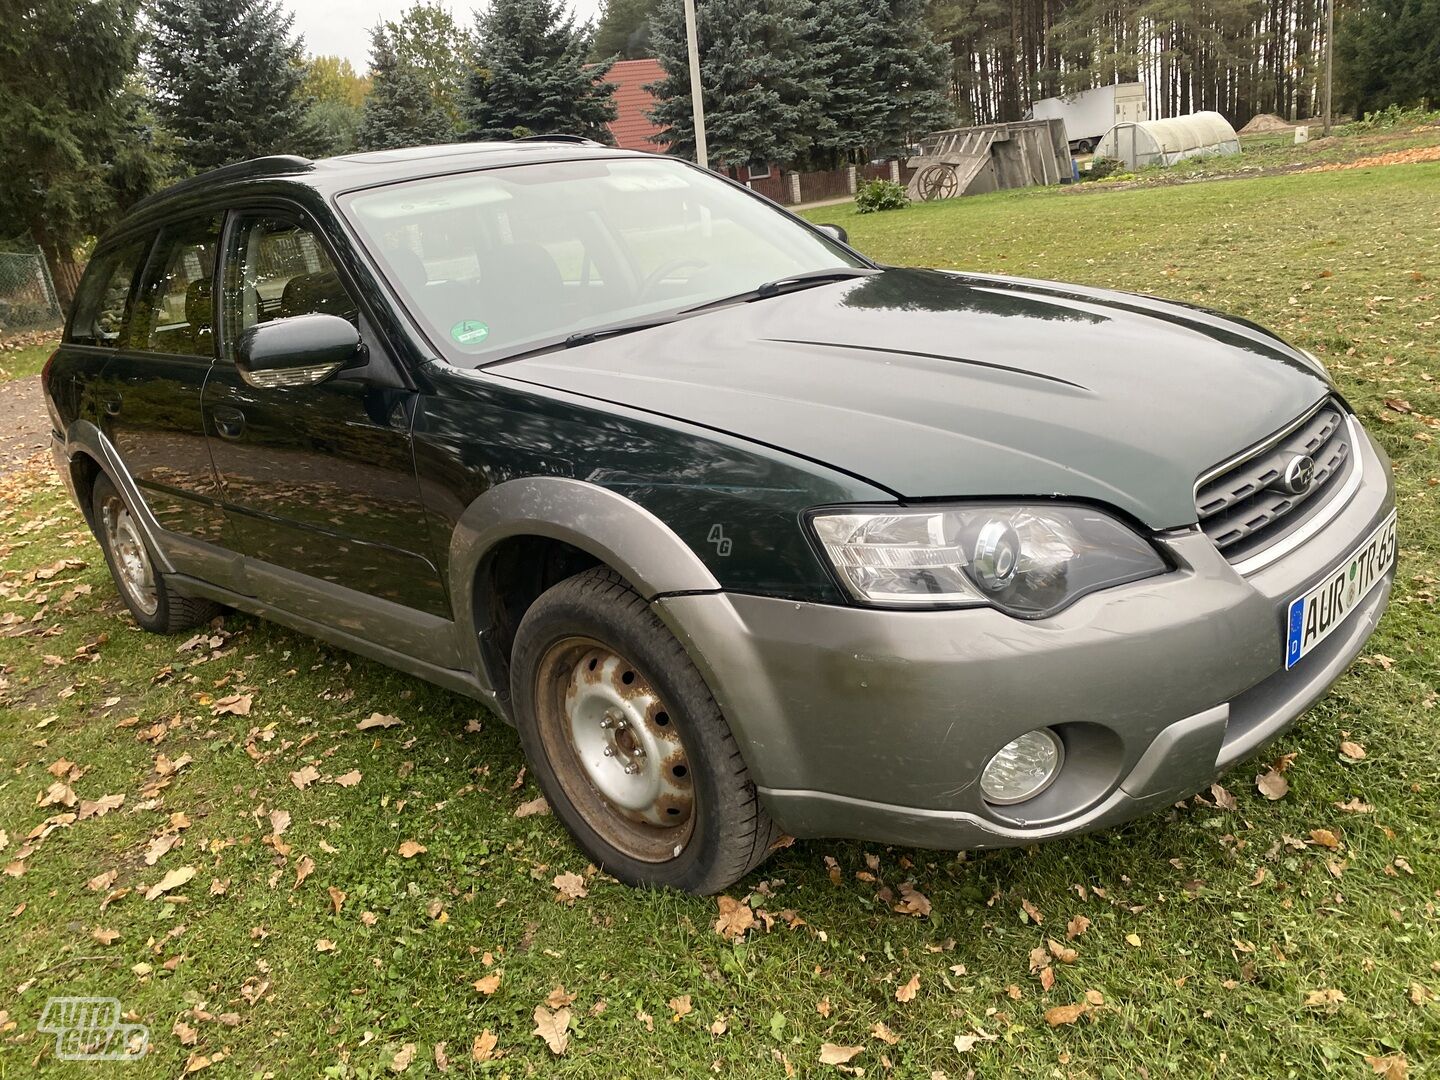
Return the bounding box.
[202,209,449,622]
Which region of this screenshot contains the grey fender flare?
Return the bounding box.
[447,476,721,686]
[60,419,177,576]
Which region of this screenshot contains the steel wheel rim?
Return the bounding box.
[534,637,695,864]
[101,495,158,616]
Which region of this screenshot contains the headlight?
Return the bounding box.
[810,503,1167,617]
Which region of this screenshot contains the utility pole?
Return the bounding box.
[683,0,708,167]
[1323,0,1334,135]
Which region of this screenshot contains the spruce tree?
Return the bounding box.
[1338,0,1440,116]
[647,0,829,166]
[357,27,456,151]
[0,0,168,307]
[148,0,321,172]
[463,0,618,142]
[867,0,953,153]
[593,0,661,59]
[809,0,891,165]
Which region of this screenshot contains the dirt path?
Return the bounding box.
[0,376,50,473]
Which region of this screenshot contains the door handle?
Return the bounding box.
[212,406,246,440]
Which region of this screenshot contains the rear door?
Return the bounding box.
[92,216,238,585]
[202,207,449,624]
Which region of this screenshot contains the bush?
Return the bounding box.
[1085,155,1125,181]
[1342,104,1440,134]
[855,178,909,213]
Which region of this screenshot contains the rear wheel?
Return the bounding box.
[91,474,222,634]
[510,567,778,893]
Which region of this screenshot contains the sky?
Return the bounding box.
[290,0,606,71]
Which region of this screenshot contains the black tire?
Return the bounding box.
[510,567,779,894]
[91,474,223,635]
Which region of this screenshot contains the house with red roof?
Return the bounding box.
[605,58,669,152]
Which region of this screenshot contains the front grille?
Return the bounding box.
[1196,398,1352,564]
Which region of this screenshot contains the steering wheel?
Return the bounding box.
[639,258,709,298]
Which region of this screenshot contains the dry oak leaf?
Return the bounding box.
[552,872,588,905]
[1303,988,1346,1009]
[315,938,337,953]
[173,1019,199,1046]
[1028,945,1051,974]
[1021,898,1044,924]
[433,1042,449,1074]
[819,1043,864,1066]
[327,885,346,915]
[145,866,196,900]
[357,712,401,730]
[293,855,315,889]
[1367,1053,1409,1079]
[268,809,291,836]
[514,797,550,818]
[38,782,77,808]
[330,769,362,788]
[473,973,502,996]
[92,927,120,945]
[289,765,321,790]
[532,1005,571,1055]
[871,1022,900,1045]
[709,1016,728,1035]
[894,881,932,917]
[714,895,757,942]
[895,973,921,1003]
[1066,914,1091,940]
[213,694,252,716]
[668,994,693,1020]
[471,1031,498,1063]
[545,985,577,1009]
[1044,1001,1091,1026]
[1339,740,1367,761]
[397,840,426,858]
[87,869,117,892]
[1256,769,1289,800]
[954,1030,998,1052]
[1209,782,1238,811]
[389,1042,416,1073]
[144,833,180,866]
[1048,938,1079,964]
[1310,828,1341,849]
[79,794,125,820]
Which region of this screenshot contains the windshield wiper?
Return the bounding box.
[484,314,684,366]
[683,267,878,313]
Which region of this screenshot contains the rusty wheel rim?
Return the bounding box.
[534,637,695,864]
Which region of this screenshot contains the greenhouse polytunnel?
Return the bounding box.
[1093,111,1241,169]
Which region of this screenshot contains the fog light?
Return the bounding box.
[980,729,1063,805]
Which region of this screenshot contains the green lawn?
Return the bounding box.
[0,340,57,383]
[3,163,1439,1079]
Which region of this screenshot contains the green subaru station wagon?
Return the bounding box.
[44,139,1396,893]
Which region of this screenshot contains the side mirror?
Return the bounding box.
[815,223,849,245]
[235,313,363,389]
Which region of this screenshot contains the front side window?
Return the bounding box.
[340,157,863,365]
[66,238,150,347]
[134,217,223,357]
[221,214,358,348]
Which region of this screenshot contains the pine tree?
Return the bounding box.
[148,0,321,172]
[0,0,169,307]
[647,0,829,166]
[1338,0,1440,116]
[463,0,618,142]
[357,27,456,151]
[593,0,661,59]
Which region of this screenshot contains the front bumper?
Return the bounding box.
[656,425,1396,849]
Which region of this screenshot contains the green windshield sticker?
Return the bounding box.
[450,320,490,345]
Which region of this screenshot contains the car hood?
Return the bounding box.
[488,268,1332,528]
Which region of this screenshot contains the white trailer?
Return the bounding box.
[1030,84,1149,153]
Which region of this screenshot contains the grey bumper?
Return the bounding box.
[655,426,1396,849]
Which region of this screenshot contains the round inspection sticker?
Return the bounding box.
[450,320,490,345]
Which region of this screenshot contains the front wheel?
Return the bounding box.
[510,567,778,893]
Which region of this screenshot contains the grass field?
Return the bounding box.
[2,162,1438,1078]
[0,342,55,384]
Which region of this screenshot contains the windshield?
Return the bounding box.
[339,156,867,364]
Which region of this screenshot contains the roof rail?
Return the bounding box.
[512,134,602,145]
[128,154,315,214]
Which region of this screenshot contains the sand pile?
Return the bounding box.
[1239,113,1296,133]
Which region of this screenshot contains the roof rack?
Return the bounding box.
[128,154,315,214]
[512,134,602,145]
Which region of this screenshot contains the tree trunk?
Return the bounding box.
[31,221,82,314]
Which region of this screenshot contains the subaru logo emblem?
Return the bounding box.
[1282,454,1315,495]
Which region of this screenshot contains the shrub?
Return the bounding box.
[855,178,909,213]
[1086,155,1125,180]
[1342,104,1440,134]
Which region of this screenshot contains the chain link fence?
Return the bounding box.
[0,250,64,335]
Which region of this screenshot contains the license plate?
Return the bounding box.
[1285,512,1396,669]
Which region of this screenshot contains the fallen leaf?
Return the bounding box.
[1065,914,1091,940]
[955,1030,997,1052]
[514,797,550,818]
[389,1041,415,1072]
[213,694,252,716]
[552,872,588,905]
[86,869,117,892]
[473,973,502,996]
[1309,828,1341,849]
[532,1006,571,1055]
[545,985,577,1009]
[669,994,693,1020]
[1021,898,1044,924]
[1256,769,1289,800]
[268,809,291,836]
[471,1031,498,1063]
[330,769,362,788]
[92,927,120,945]
[709,1016,728,1035]
[289,765,321,790]
[1303,988,1346,1009]
[1366,1053,1409,1079]
[144,833,180,866]
[78,794,125,820]
[433,1041,449,1073]
[819,1043,864,1066]
[893,881,932,917]
[1124,933,1142,947]
[173,1019,198,1045]
[328,885,346,915]
[1044,1001,1091,1026]
[293,855,315,888]
[714,895,756,942]
[144,866,196,900]
[357,712,401,730]
[895,973,920,1003]
[870,1022,900,1045]
[1339,740,1367,761]
[315,938,336,953]
[1048,938,1078,963]
[37,782,77,808]
[1209,782,1238,811]
[397,840,426,859]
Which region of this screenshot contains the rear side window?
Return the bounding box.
[66,239,149,347]
[134,216,223,357]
